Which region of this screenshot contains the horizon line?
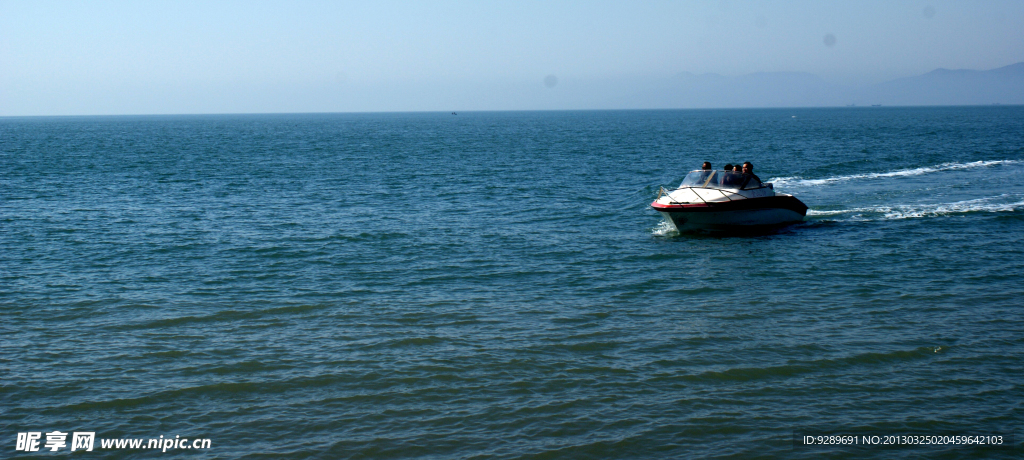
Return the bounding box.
[2,103,1021,119]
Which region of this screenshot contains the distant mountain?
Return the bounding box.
[856,62,1024,106]
[643,62,1024,108]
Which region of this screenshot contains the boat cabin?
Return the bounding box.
[679,170,764,190]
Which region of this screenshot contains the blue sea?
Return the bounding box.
[2,107,1022,459]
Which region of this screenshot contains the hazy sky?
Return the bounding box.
[2,0,1022,115]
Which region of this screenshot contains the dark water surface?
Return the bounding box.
[2,108,1022,458]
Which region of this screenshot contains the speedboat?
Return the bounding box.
[651,170,807,232]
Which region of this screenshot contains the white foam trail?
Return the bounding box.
[807,195,1024,221]
[651,220,677,236]
[769,160,1021,187]
[805,209,851,216]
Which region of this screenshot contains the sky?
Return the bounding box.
[1,0,1022,115]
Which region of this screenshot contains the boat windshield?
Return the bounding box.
[679,170,764,190]
[679,170,716,187]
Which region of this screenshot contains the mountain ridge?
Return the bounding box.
[654,62,1024,108]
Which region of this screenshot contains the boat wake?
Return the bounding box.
[770,160,1021,188]
[651,220,678,237]
[807,194,1024,221]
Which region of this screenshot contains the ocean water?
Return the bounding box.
[2,107,1022,459]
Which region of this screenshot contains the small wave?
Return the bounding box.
[770,160,1021,187]
[658,346,942,384]
[807,195,1024,221]
[108,303,334,331]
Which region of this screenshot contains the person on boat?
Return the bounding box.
[721,164,742,187]
[739,162,762,189]
[696,162,714,184]
[719,164,740,187]
[742,162,761,181]
[717,164,732,187]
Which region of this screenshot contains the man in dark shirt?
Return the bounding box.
[740,162,762,189]
[742,162,761,182]
[696,162,714,184]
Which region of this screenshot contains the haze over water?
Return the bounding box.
[4,1,1024,115]
[2,106,1022,458]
